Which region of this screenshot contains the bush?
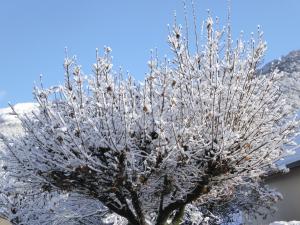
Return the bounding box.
[0,11,298,225]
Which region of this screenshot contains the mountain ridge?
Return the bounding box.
[261,50,300,110]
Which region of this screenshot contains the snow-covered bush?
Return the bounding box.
[0,13,298,225]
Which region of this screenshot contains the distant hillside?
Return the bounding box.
[261,50,300,110]
[0,103,36,138]
[262,50,300,74]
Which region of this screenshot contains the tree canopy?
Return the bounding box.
[0,13,298,225]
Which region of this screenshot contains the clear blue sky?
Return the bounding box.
[1,0,300,107]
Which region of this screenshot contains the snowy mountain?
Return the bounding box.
[261,50,300,110]
[0,103,37,138]
[0,103,37,182]
[0,103,37,174]
[0,103,35,225]
[262,50,300,74]
[261,50,300,167]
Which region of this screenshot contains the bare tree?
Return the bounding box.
[0,13,298,225]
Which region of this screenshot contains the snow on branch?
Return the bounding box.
[0,14,298,225]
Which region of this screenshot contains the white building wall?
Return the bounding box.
[245,166,300,224]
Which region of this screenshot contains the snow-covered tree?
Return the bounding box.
[0,14,298,225]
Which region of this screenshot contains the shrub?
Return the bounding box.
[0,10,298,225]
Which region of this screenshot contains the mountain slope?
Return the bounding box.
[261,50,300,166]
[261,50,300,110]
[0,103,37,138]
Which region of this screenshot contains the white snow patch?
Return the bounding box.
[0,103,37,137]
[0,102,37,123]
[270,222,300,225]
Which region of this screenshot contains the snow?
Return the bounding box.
[1,102,299,168]
[1,103,299,168]
[0,102,37,155]
[0,102,36,119]
[278,148,300,167]
[0,103,37,180]
[0,24,299,223]
[276,112,300,168]
[0,103,37,137]
[270,222,300,225]
[261,50,300,168]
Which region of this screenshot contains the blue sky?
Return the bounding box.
[0,0,300,108]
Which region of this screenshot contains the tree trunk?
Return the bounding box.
[171,205,185,225]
